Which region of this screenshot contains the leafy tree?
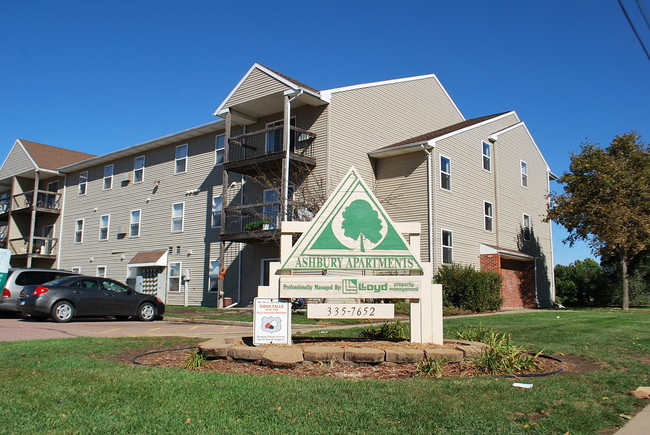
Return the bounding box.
[341,200,382,252]
[546,132,650,309]
[554,258,611,306]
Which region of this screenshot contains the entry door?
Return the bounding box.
[260,258,280,286]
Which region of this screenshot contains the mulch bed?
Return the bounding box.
[110,341,598,380]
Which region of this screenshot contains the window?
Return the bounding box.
[484,201,493,232]
[169,262,181,292]
[482,141,491,171]
[99,214,110,241]
[74,219,84,243]
[130,209,141,237]
[523,214,531,241]
[79,172,88,196]
[103,165,114,190]
[440,155,451,190]
[521,161,528,187]
[71,267,81,274]
[212,195,222,228]
[215,135,225,165]
[175,144,188,174]
[171,202,184,232]
[441,229,453,264]
[133,156,145,183]
[96,266,107,278]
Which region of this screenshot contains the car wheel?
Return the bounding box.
[51,301,74,323]
[137,302,156,321]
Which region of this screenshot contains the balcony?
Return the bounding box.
[225,125,316,177]
[221,201,282,243]
[8,236,58,258]
[10,190,62,215]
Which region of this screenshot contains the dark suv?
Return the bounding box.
[1,268,79,314]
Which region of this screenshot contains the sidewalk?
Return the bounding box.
[615,403,650,434]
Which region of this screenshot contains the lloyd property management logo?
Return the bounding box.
[281,167,422,272]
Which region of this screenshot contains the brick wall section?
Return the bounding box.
[480,254,537,309]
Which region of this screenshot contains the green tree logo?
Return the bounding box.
[341,199,383,252]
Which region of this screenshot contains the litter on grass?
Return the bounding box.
[513,383,533,389]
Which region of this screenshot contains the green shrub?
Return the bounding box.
[454,324,496,343]
[360,321,406,339]
[434,263,503,312]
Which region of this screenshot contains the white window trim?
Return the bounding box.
[71,267,81,274]
[99,214,110,241]
[103,164,114,190]
[78,172,88,196]
[130,209,142,238]
[96,266,107,278]
[440,154,452,191]
[175,144,188,175]
[171,202,185,232]
[520,160,528,187]
[211,195,222,228]
[169,262,182,293]
[441,228,453,264]
[482,141,491,172]
[215,135,225,166]
[133,156,145,184]
[484,201,493,232]
[74,218,84,244]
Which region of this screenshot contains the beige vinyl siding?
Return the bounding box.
[226,68,291,108]
[375,152,430,261]
[0,144,35,180]
[328,76,465,189]
[492,125,554,304]
[59,130,225,306]
[432,114,522,270]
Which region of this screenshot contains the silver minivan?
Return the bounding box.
[0,268,79,314]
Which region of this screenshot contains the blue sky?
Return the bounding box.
[1,0,648,266]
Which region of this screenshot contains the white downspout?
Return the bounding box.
[421,144,434,263]
[282,89,304,222]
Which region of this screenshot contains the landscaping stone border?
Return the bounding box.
[198,337,487,369]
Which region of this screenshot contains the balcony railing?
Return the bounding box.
[11,190,62,212]
[227,125,316,163]
[8,237,58,256]
[223,201,282,236]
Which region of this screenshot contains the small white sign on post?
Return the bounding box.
[308,303,394,319]
[253,298,291,346]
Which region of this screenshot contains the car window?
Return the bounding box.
[46,276,81,287]
[67,278,100,289]
[15,271,53,286]
[101,279,130,294]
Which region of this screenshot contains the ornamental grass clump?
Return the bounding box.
[473,331,541,375]
[413,357,447,378]
[184,349,210,370]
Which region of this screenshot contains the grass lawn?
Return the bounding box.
[0,309,648,434]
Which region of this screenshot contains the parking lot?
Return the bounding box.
[0,317,255,342]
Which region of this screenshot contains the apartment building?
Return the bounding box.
[0,139,95,268]
[1,63,555,308]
